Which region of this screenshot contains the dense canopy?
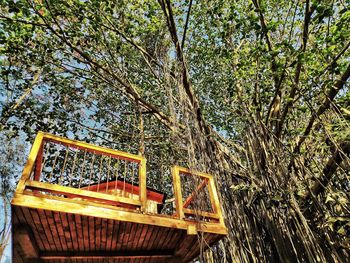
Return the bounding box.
[0,0,350,262]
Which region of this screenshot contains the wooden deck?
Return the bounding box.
[12,132,227,262]
[12,205,224,263]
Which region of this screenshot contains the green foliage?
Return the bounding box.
[0,0,350,262]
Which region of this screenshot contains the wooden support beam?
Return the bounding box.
[208,176,225,225]
[174,166,214,180]
[183,208,220,220]
[13,224,39,259]
[139,158,147,212]
[182,178,208,208]
[40,250,174,259]
[12,193,228,235]
[15,132,44,194]
[169,256,184,263]
[172,166,184,219]
[33,141,44,181]
[187,225,197,235]
[207,177,218,213]
[25,180,142,207]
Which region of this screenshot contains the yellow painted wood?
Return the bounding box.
[41,132,143,162]
[172,165,226,230]
[187,225,197,235]
[172,166,184,220]
[206,177,218,213]
[183,208,220,220]
[24,190,141,213]
[173,165,214,180]
[15,132,44,194]
[12,193,228,235]
[208,177,225,225]
[26,180,142,207]
[139,158,147,212]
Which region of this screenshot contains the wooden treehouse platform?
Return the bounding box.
[12,132,227,263]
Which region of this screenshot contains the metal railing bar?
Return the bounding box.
[97,155,104,192]
[48,148,60,183]
[59,146,69,185]
[114,159,120,195]
[69,150,78,187]
[78,150,87,189]
[106,156,112,193]
[87,153,96,191]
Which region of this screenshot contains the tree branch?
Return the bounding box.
[251,0,283,125]
[310,141,350,197]
[30,0,177,132]
[293,62,350,156]
[277,0,314,137]
[181,0,193,50]
[318,39,350,77]
[159,0,208,132]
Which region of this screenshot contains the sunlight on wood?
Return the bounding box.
[11,132,227,262]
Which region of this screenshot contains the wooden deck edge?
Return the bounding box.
[12,193,228,235]
[41,250,174,259]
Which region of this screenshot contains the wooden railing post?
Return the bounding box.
[15,132,44,194]
[172,166,184,220]
[139,157,147,212]
[208,177,225,225]
[173,166,225,224]
[34,138,45,181]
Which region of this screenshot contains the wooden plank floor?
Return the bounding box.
[12,205,223,263]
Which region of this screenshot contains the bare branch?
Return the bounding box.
[311,141,350,197]
[277,0,314,137]
[181,0,193,50]
[10,70,42,111]
[293,62,350,155]
[319,39,350,77]
[251,0,282,125]
[158,0,207,131]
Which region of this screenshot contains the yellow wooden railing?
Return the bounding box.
[16,132,223,224]
[172,166,224,224]
[16,132,147,211]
